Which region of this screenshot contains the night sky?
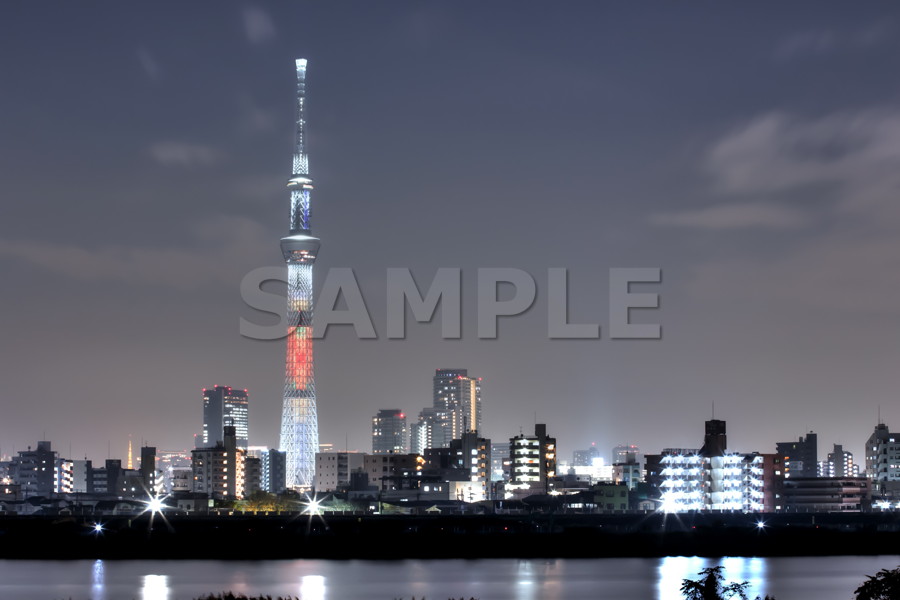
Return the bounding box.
[3,3,900,465]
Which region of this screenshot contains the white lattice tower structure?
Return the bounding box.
[279,58,320,490]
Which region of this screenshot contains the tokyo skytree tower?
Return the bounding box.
[279,58,320,490]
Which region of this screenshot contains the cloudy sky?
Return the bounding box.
[2,3,900,465]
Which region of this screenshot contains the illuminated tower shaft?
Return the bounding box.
[279,58,320,490]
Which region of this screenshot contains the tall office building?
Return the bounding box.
[776,431,818,478]
[279,58,321,490]
[202,385,249,449]
[372,409,409,454]
[431,369,482,447]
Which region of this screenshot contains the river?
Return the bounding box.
[1,556,898,600]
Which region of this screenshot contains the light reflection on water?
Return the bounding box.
[91,559,104,600]
[657,556,767,600]
[300,574,326,600]
[0,556,896,600]
[141,574,169,600]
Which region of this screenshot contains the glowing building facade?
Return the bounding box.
[509,423,557,493]
[659,451,765,512]
[658,420,766,513]
[279,59,321,490]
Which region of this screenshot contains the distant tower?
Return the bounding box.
[279,58,321,490]
[202,385,250,449]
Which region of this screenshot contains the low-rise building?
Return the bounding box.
[315,451,366,492]
[781,476,871,512]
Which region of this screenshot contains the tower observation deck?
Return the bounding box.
[279,58,320,490]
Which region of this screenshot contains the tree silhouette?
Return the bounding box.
[854,566,900,600]
[681,566,751,600]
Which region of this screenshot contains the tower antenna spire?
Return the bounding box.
[279,58,321,490]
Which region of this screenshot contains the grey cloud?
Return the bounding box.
[651,203,808,230]
[137,47,162,80]
[237,94,275,134]
[775,31,836,59]
[707,110,900,219]
[774,22,893,59]
[243,6,276,44]
[0,216,271,290]
[676,107,900,313]
[149,141,223,167]
[686,232,900,314]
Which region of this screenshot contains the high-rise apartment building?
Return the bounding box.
[411,407,438,455]
[247,447,287,494]
[658,420,770,512]
[818,444,857,478]
[509,424,557,492]
[776,431,818,478]
[410,369,483,453]
[865,423,900,498]
[9,441,58,497]
[202,385,249,449]
[449,431,492,501]
[140,445,159,495]
[192,425,246,500]
[491,442,511,481]
[372,409,409,454]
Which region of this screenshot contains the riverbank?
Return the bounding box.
[2,512,898,559]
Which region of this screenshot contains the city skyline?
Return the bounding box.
[3,4,900,465]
